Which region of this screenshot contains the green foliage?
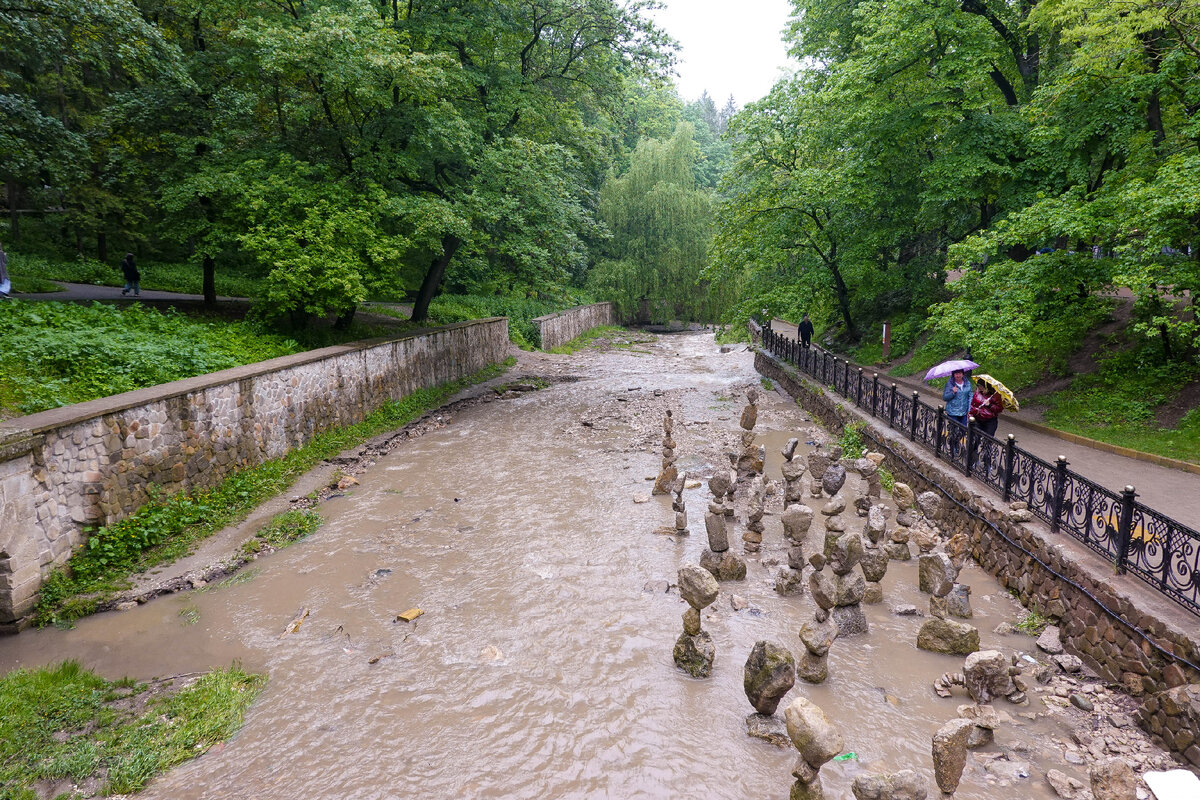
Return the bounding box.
[546,325,648,354]
[32,358,514,625]
[0,300,301,416]
[243,510,323,554]
[0,662,263,798]
[838,421,868,459]
[1012,606,1051,635]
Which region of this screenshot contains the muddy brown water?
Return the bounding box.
[2,334,1089,799]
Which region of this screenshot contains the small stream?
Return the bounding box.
[0,334,1102,798]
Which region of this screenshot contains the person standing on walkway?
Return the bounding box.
[970,379,1004,438]
[0,241,10,298]
[943,367,972,456]
[798,313,814,348]
[120,253,140,296]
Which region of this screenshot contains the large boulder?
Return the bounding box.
[744,640,797,716]
[704,512,729,552]
[835,571,866,606]
[946,584,972,618]
[916,491,943,520]
[851,770,929,800]
[917,618,980,655]
[678,564,720,609]
[673,631,715,677]
[932,718,974,794]
[828,531,865,576]
[865,505,888,544]
[782,504,815,541]
[809,570,838,611]
[807,451,832,481]
[799,616,838,658]
[1089,758,1137,800]
[785,697,843,768]
[891,482,915,510]
[963,650,1014,704]
[700,549,748,581]
[740,404,758,430]
[918,553,956,596]
[832,604,869,636]
[860,547,890,583]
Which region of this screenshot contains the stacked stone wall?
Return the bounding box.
[532,303,615,350]
[756,350,1200,766]
[0,318,510,630]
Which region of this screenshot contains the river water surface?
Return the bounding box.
[1,334,1087,799]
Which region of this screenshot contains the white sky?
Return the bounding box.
[648,0,799,107]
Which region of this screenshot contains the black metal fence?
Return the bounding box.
[761,325,1200,617]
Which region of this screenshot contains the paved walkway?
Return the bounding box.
[767,319,1200,528]
[16,281,246,305]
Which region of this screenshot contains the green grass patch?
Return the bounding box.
[33,358,514,626]
[241,510,322,555]
[836,420,895,491]
[9,274,62,293]
[760,378,774,392]
[1012,605,1051,635]
[0,300,302,417]
[1039,347,1200,465]
[548,325,652,354]
[0,661,263,799]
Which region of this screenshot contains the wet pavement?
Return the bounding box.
[0,333,1181,798]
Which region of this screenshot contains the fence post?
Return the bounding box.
[909,392,919,440]
[1001,434,1016,501]
[935,406,945,458]
[964,416,977,476]
[823,351,830,384]
[1114,485,1137,575]
[857,368,864,406]
[842,360,850,396]
[888,383,897,427]
[1050,455,1069,533]
[871,373,879,417]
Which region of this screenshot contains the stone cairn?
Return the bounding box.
[744,475,767,553]
[674,564,719,678]
[784,697,843,800]
[798,555,838,683]
[916,552,980,656]
[670,474,689,535]
[885,482,915,561]
[735,389,764,482]
[744,640,796,715]
[701,465,747,581]
[859,502,891,604]
[776,438,812,596]
[933,649,1028,706]
[931,717,974,795]
[827,529,869,636]
[652,410,678,496]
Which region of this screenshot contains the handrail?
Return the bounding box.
[759,326,1200,617]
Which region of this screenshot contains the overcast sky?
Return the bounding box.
[648,0,799,108]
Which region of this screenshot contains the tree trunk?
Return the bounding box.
[411,234,461,322]
[7,182,17,241]
[202,253,216,306]
[97,230,107,263]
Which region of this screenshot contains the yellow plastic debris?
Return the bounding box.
[396,608,424,622]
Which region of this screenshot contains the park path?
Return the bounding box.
[767,320,1200,530]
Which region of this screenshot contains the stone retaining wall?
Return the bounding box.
[0,318,510,631]
[757,350,1200,765]
[532,303,615,350]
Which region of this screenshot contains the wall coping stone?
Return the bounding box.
[0,317,506,437]
[530,303,612,325]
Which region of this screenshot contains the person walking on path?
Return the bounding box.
[970,378,1004,472]
[798,313,814,348]
[943,367,972,456]
[0,241,10,298]
[120,253,140,296]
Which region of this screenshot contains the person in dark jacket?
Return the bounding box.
[120,253,140,296]
[798,313,814,348]
[970,379,1005,473]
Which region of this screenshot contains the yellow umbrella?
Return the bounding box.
[975,374,1019,412]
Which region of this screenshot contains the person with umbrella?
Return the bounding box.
[942,366,973,456]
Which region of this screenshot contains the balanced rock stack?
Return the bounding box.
[933,649,1027,706]
[776,438,813,595]
[807,448,831,499]
[673,564,720,677]
[797,559,839,683]
[744,475,767,553]
[744,640,797,716]
[701,469,747,581]
[671,474,689,535]
[916,552,980,655]
[735,389,763,481]
[859,503,891,604]
[652,410,679,496]
[853,456,883,499]
[886,482,915,560]
[784,697,843,800]
[827,530,869,636]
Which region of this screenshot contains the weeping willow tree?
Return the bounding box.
[588,123,730,322]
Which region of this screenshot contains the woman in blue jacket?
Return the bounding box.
[943,368,972,456]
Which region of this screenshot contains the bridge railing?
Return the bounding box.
[760,325,1200,617]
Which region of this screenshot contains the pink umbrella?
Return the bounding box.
[924,359,979,381]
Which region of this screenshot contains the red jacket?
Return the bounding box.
[970,391,1003,422]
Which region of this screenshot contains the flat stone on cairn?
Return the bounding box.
[652,410,679,495]
[744,640,797,715]
[785,697,843,800]
[701,471,747,581]
[674,564,719,677]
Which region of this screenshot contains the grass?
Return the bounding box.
[0,300,302,417]
[1013,605,1051,635]
[836,420,896,492]
[32,357,514,626]
[1039,346,1200,465]
[760,378,774,392]
[241,510,323,555]
[0,661,264,799]
[9,274,62,293]
[548,325,654,354]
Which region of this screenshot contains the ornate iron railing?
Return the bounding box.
[759,324,1200,616]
